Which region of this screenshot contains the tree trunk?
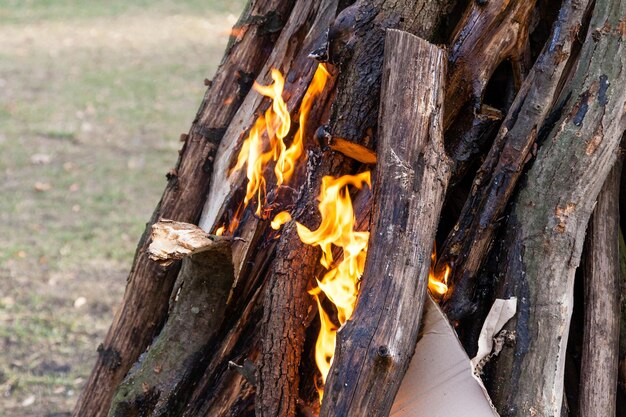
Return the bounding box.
[490,0,626,414]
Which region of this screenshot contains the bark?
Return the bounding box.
[579,160,622,417]
[490,0,626,414]
[108,230,234,417]
[319,30,450,417]
[255,222,319,417]
[72,1,295,416]
[438,0,592,322]
[325,0,459,144]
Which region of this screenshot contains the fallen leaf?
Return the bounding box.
[34,182,52,192]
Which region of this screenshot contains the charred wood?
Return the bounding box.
[325,0,459,145]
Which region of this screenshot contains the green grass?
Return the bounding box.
[0,1,245,415]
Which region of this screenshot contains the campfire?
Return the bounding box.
[73,1,626,417]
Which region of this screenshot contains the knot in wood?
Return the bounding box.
[377,345,391,358]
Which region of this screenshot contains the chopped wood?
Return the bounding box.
[148,219,229,266]
[107,238,234,417]
[579,160,622,417]
[319,29,450,417]
[490,0,626,414]
[72,2,295,415]
[255,221,319,417]
[438,0,593,322]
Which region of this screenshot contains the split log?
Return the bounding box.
[319,30,450,417]
[108,222,234,417]
[72,1,295,415]
[579,160,622,417]
[490,0,626,413]
[437,0,592,322]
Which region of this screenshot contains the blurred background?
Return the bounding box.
[0,1,245,415]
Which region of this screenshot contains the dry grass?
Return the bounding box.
[0,1,243,415]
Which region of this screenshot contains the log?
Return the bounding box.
[319,30,450,417]
[619,229,626,417]
[325,0,459,144]
[72,1,295,415]
[108,222,234,417]
[579,160,622,417]
[490,0,626,413]
[438,0,593,322]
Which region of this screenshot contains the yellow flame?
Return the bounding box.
[215,226,225,236]
[271,211,292,230]
[231,65,330,218]
[428,245,450,298]
[295,171,371,400]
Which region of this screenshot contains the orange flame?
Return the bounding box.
[428,244,450,298]
[293,171,371,400]
[231,64,330,218]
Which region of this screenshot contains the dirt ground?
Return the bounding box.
[0,1,243,415]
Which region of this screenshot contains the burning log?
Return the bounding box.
[489,0,626,413]
[107,222,234,417]
[319,29,450,416]
[579,160,622,417]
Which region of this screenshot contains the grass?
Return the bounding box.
[0,1,245,415]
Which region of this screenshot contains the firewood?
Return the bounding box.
[579,160,622,417]
[321,134,377,164]
[73,2,295,415]
[438,0,593,322]
[489,0,626,414]
[319,29,450,417]
[107,229,234,417]
[255,221,320,417]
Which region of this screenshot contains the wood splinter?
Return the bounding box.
[316,126,378,164]
[148,219,231,266]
